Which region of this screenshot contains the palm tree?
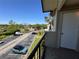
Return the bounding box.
[45,16,50,23]
[45,16,54,31]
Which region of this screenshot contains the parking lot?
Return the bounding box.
[0,34,35,59]
[0,35,19,47]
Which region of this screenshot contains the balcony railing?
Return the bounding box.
[27,33,46,59]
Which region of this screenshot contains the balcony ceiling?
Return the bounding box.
[41,0,57,12]
[65,0,79,6]
[61,0,79,11]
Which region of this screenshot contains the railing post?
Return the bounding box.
[33,55,35,59]
[39,44,41,59]
[37,49,39,59]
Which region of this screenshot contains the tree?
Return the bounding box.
[45,16,54,30]
[45,16,50,23]
[7,20,19,34]
[9,20,15,25]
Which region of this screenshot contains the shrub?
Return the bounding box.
[0,35,6,40]
[38,30,44,36]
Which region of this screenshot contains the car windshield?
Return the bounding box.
[14,45,24,51]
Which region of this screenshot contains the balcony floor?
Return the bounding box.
[44,47,79,59]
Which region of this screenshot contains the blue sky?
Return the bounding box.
[0,0,48,24]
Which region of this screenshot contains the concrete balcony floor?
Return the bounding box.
[44,47,79,59]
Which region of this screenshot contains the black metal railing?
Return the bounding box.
[27,33,46,59]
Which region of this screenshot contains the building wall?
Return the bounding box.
[56,12,63,48]
[57,10,79,51]
[45,31,57,48]
[45,11,58,48]
[45,9,79,50]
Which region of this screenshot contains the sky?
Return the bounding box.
[0,0,48,24]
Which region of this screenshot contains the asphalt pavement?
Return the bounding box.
[0,35,19,47]
[0,34,35,59]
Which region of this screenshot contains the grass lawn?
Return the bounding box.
[0,35,10,41]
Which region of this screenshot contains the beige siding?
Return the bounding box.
[45,31,57,48]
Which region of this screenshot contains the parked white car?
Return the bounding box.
[14,30,23,36]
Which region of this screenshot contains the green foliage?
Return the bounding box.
[0,35,7,40]
[0,20,30,40]
[38,31,44,35]
[28,24,47,30]
[24,28,29,32]
[6,24,19,35]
